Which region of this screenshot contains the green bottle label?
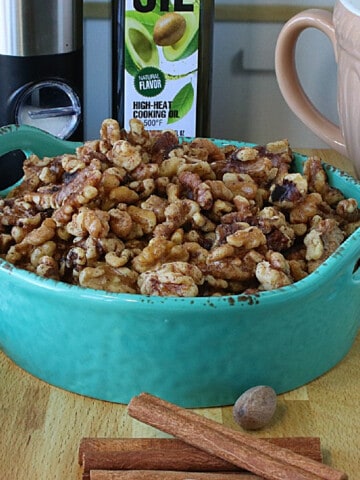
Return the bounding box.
[124,0,200,136]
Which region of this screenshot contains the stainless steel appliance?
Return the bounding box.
[0,0,83,190]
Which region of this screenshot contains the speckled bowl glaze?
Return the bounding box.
[1,126,360,407]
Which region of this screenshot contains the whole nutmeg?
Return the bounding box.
[232,385,277,430]
[153,12,186,46]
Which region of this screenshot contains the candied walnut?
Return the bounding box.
[67,207,110,239]
[100,167,126,193]
[291,223,308,236]
[223,173,258,200]
[256,251,293,290]
[127,205,157,235]
[36,255,59,280]
[141,195,168,223]
[226,225,266,250]
[183,241,209,270]
[207,243,235,262]
[5,218,57,264]
[257,207,285,233]
[138,261,203,297]
[264,140,293,182]
[128,178,155,199]
[153,199,200,238]
[178,171,213,210]
[303,156,345,205]
[131,162,159,181]
[0,233,12,253]
[304,229,323,262]
[50,164,102,223]
[52,204,75,227]
[132,237,189,273]
[19,218,57,247]
[257,206,295,251]
[105,249,132,268]
[0,198,42,230]
[206,254,258,282]
[79,263,138,293]
[166,199,201,224]
[304,217,345,271]
[9,155,48,195]
[266,139,291,155]
[335,198,360,229]
[204,275,228,291]
[65,246,87,271]
[110,140,143,172]
[269,173,308,208]
[23,190,59,210]
[127,118,151,146]
[5,245,24,264]
[166,183,180,203]
[205,180,233,202]
[212,154,277,186]
[210,199,234,221]
[192,212,216,232]
[74,236,102,262]
[289,259,308,281]
[189,138,226,162]
[232,147,259,162]
[76,141,110,165]
[344,220,360,236]
[109,208,133,238]
[99,236,125,255]
[39,166,58,184]
[303,156,328,193]
[178,158,216,180]
[213,221,245,247]
[150,130,179,163]
[336,198,358,216]
[170,228,184,245]
[100,118,121,145]
[221,200,257,223]
[266,226,295,251]
[30,240,57,268]
[183,229,201,243]
[61,154,86,173]
[159,157,186,178]
[109,186,139,205]
[289,193,323,224]
[155,176,170,195]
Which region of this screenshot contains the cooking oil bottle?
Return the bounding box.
[112,0,214,137]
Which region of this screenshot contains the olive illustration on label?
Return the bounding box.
[162,12,199,62]
[125,17,159,74]
[153,12,186,46]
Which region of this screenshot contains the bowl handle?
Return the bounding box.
[0,124,82,158]
[0,124,82,197]
[352,258,360,282]
[347,243,360,329]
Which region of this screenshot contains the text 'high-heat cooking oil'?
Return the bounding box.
[112,0,214,137]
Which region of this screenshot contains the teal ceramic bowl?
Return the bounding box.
[1,127,360,407]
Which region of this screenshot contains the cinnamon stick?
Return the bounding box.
[89,471,262,479]
[127,393,348,480]
[79,437,322,474]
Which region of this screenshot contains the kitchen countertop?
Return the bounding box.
[0,148,359,480]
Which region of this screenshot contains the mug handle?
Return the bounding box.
[275,9,347,156]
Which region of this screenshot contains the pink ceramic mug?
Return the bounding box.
[275,0,360,177]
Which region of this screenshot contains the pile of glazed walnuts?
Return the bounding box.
[1,118,359,297]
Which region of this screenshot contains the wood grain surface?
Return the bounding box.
[0,149,359,480]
